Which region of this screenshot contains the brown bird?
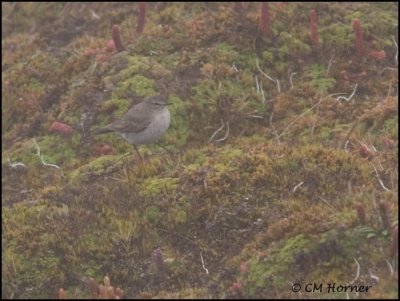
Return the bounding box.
[93,95,170,162]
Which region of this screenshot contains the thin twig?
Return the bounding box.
[370,162,390,191]
[368,268,379,282]
[277,93,345,140]
[256,58,275,82]
[260,80,266,103]
[269,111,280,143]
[255,75,260,94]
[247,114,264,119]
[209,119,225,143]
[40,155,60,170]
[33,138,61,170]
[326,55,334,76]
[344,140,350,153]
[348,257,360,285]
[392,36,398,64]
[379,67,397,75]
[376,157,384,170]
[7,158,27,169]
[367,133,377,152]
[232,62,238,72]
[293,181,304,192]
[336,84,358,102]
[89,9,100,20]
[200,252,209,275]
[33,138,41,156]
[318,196,338,211]
[341,120,358,150]
[385,259,394,277]
[310,106,319,137]
[216,122,230,142]
[256,58,280,93]
[289,72,297,89]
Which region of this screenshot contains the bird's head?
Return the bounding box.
[147,95,169,106]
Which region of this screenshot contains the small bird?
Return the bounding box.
[92,95,170,162]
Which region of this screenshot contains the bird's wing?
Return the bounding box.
[108,103,153,133]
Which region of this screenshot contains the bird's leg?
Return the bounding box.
[156,143,173,159]
[133,145,144,164]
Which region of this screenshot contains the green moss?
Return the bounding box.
[2,139,41,167]
[145,206,162,223]
[167,204,188,226]
[320,23,352,49]
[281,158,299,171]
[3,135,78,168]
[164,95,190,148]
[2,204,68,298]
[181,140,372,203]
[101,97,131,117]
[117,55,152,77]
[319,126,331,141]
[69,153,129,185]
[119,75,157,97]
[243,234,311,295]
[261,51,274,62]
[345,12,364,22]
[2,248,63,298]
[308,64,337,93]
[367,11,397,38]
[220,148,243,163]
[192,79,219,114]
[160,52,181,68]
[237,51,258,70]
[277,32,312,59]
[384,117,397,136]
[2,3,398,299]
[139,177,179,198]
[58,109,81,126]
[181,148,207,166]
[214,42,240,63]
[25,78,45,93]
[108,55,173,83]
[148,61,173,80]
[191,77,262,142]
[38,135,78,166]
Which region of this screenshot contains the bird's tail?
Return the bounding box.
[92,126,113,135]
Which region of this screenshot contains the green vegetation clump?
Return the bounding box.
[69,154,129,185]
[2,2,398,299]
[320,23,352,49]
[309,64,337,93]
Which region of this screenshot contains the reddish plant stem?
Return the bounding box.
[355,203,366,224]
[112,25,126,52]
[58,288,66,299]
[152,247,165,279]
[310,9,319,47]
[352,19,364,56]
[260,3,271,36]
[136,2,146,35]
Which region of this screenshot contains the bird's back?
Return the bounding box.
[119,106,170,145]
